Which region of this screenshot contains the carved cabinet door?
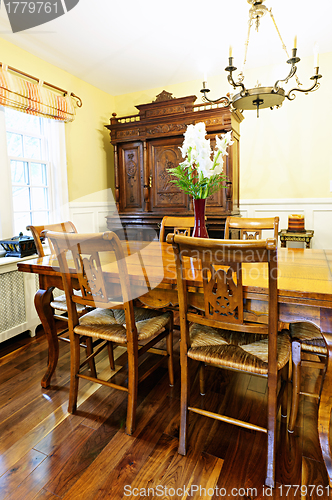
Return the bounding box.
[148,138,190,212]
[118,142,143,212]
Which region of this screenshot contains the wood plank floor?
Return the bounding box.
[0,327,331,499]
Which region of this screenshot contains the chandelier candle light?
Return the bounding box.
[168,122,233,238]
[200,0,322,117]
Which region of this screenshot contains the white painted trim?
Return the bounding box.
[68,198,332,249]
[241,198,332,205]
[240,198,332,249]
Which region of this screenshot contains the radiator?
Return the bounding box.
[0,258,40,343]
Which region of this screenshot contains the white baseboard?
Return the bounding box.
[69,198,332,249]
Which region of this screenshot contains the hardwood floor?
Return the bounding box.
[0,328,331,499]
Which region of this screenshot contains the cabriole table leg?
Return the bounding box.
[34,287,59,388]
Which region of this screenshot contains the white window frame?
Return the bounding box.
[7,112,52,231]
[0,106,69,240]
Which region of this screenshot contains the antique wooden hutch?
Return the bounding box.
[105,91,243,239]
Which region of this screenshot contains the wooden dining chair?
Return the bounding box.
[27,221,97,376]
[27,221,77,258]
[159,216,195,242]
[46,230,174,435]
[224,216,279,241]
[167,234,290,487]
[288,322,327,433]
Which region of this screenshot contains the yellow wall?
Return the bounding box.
[1,35,331,202]
[0,37,115,203]
[114,53,332,200]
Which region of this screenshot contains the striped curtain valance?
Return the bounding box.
[0,67,76,122]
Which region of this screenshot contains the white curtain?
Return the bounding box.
[0,106,14,240]
[44,119,70,222]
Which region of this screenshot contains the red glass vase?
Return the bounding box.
[192,198,209,238]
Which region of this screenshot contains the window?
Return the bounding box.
[5,109,51,234]
[0,107,69,239]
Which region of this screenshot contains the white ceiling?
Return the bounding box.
[0,0,331,96]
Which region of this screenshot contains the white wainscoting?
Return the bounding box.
[69,198,332,249]
[69,202,114,234]
[240,198,332,249]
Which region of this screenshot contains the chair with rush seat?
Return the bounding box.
[159,216,196,327]
[159,216,195,242]
[224,216,279,241]
[167,233,290,487]
[27,221,77,259]
[47,230,174,434]
[27,221,98,376]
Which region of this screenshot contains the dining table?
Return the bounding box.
[17,239,332,486]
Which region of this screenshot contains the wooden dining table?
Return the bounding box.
[17,240,332,486]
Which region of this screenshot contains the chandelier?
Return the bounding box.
[200,0,322,117]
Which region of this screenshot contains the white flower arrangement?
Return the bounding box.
[168,122,233,199]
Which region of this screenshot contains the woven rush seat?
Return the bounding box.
[51,291,87,313]
[188,324,290,375]
[75,307,172,343]
[290,322,326,354]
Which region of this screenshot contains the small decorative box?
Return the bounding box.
[0,232,37,257]
[288,214,305,232]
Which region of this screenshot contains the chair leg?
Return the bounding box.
[281,363,289,418]
[265,372,278,488]
[126,343,138,435]
[166,316,174,387]
[108,341,115,370]
[178,354,190,455]
[199,362,205,396]
[85,337,97,378]
[68,333,81,414]
[288,341,301,433]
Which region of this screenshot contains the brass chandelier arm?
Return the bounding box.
[201,93,231,106]
[273,62,298,93]
[226,58,247,96]
[286,75,321,101]
[200,80,231,106]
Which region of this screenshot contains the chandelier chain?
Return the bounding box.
[269,9,301,86]
[240,16,254,79]
[240,7,302,87]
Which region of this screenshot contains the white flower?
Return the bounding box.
[171,122,232,199]
[180,122,209,158]
[215,131,233,155]
[197,156,214,178]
